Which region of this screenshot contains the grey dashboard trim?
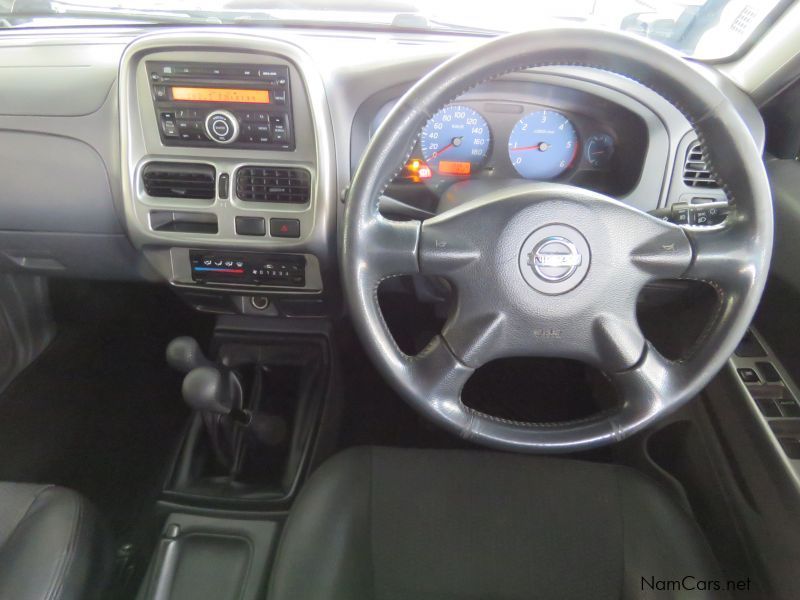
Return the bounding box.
[0,41,121,117]
[118,29,337,294]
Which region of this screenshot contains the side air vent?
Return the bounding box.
[142,162,216,200]
[682,142,719,189]
[236,166,311,204]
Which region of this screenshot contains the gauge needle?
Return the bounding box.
[428,136,463,161]
[510,142,549,152]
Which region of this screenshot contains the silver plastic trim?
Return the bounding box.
[118,29,337,293]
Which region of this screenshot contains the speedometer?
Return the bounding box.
[508,110,578,180]
[420,105,491,176]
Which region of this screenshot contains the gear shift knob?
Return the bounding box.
[166,336,214,374]
[182,366,250,425]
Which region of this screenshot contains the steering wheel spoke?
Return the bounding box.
[608,345,678,433]
[681,222,757,296]
[357,214,422,283]
[591,312,647,373]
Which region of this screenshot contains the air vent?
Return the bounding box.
[682,142,719,189]
[142,162,215,200]
[236,166,311,204]
[730,6,757,35]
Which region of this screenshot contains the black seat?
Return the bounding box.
[268,447,726,600]
[0,483,110,600]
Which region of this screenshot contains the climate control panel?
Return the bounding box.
[190,251,305,288]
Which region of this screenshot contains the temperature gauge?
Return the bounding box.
[585,134,615,168]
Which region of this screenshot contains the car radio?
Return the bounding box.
[148,61,294,151]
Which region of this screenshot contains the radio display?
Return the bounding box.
[171,86,270,104]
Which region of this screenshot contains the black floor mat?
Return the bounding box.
[0,280,212,543]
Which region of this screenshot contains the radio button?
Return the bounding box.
[205,110,239,144]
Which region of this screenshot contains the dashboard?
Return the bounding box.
[0,26,763,318]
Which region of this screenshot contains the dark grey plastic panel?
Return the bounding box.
[137,513,280,600]
[766,157,800,292]
[0,274,55,395]
[0,131,120,233]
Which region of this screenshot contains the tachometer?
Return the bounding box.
[508,110,578,180]
[420,105,491,176]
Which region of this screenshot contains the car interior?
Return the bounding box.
[1,0,800,598]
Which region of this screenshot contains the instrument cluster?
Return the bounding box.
[370,86,649,214]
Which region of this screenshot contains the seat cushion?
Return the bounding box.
[0,483,110,600]
[268,447,727,600]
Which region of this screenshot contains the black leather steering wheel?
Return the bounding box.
[342,28,773,453]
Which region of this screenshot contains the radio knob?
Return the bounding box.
[204,110,239,144]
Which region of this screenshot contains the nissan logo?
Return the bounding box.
[528,236,582,282]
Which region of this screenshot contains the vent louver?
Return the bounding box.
[236,166,311,204]
[142,162,215,200]
[682,142,719,189]
[730,6,757,35]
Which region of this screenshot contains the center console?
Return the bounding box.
[119,32,337,317]
[119,32,341,600]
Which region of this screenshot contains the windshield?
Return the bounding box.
[0,0,784,60]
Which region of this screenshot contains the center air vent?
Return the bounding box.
[683,142,719,188]
[236,166,311,204]
[142,162,215,200]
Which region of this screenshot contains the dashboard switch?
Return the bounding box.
[671,204,690,225]
[235,217,266,236]
[218,173,230,199]
[738,368,760,384]
[756,362,782,384]
[270,218,300,238]
[777,399,800,418]
[755,399,781,418]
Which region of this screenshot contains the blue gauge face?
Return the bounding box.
[508,110,578,180]
[420,105,491,176]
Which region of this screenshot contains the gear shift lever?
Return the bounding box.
[166,336,214,374]
[167,336,250,470]
[182,366,250,425]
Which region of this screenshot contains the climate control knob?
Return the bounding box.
[205,110,239,144]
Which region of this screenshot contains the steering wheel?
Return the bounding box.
[342,28,773,453]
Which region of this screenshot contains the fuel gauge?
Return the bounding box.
[585,134,615,168]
